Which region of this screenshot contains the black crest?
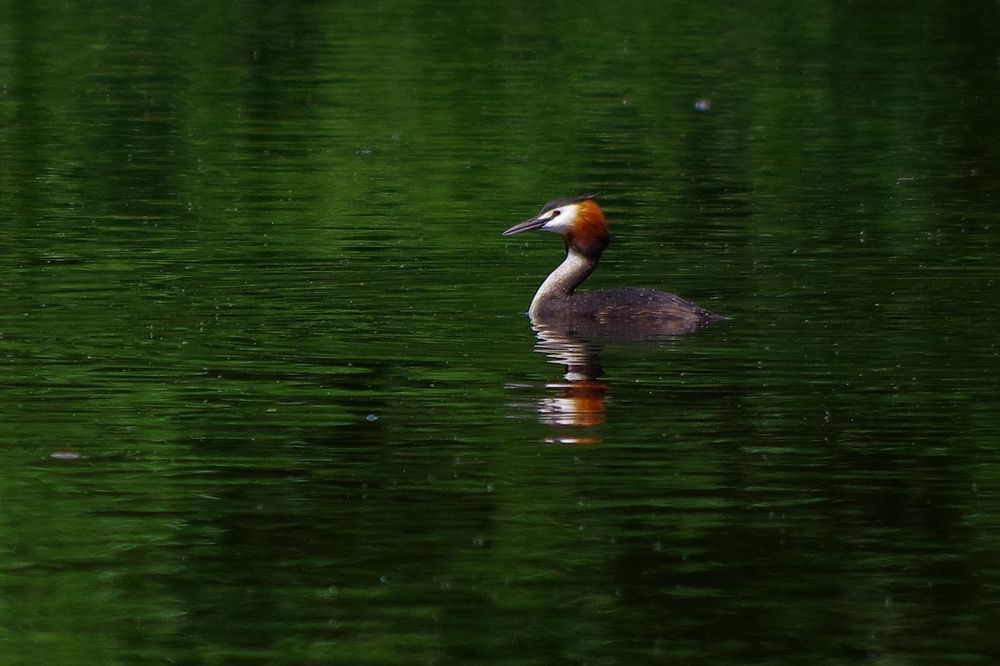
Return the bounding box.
[539,193,600,215]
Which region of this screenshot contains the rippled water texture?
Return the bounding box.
[2,1,999,663]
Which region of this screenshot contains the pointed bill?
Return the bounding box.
[501,215,549,236]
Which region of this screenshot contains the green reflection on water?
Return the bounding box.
[2,0,1000,664]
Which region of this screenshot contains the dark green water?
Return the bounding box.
[3,1,1000,663]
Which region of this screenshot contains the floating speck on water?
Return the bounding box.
[366,413,379,422]
[50,451,83,461]
[694,98,712,112]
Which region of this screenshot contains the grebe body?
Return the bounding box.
[502,194,723,334]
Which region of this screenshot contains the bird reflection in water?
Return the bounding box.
[532,323,608,445]
[504,193,725,443]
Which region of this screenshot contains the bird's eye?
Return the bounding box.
[549,210,561,218]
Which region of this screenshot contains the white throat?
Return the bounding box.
[528,248,596,319]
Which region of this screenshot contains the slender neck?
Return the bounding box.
[528,248,598,318]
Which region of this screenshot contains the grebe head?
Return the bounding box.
[502,193,610,258]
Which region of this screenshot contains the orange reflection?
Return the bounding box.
[533,324,607,443]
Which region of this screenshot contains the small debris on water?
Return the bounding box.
[365,413,379,422]
[50,450,83,461]
[694,98,712,112]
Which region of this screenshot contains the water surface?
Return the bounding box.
[2,1,1000,663]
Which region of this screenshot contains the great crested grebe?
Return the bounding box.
[502,194,723,333]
